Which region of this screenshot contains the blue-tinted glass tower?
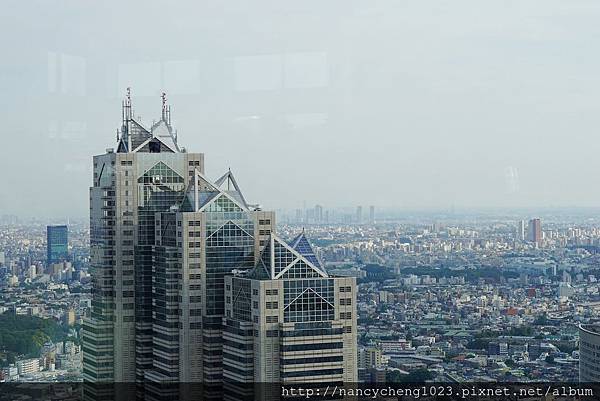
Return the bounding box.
[47,225,68,265]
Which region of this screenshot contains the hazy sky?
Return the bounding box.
[2,0,600,218]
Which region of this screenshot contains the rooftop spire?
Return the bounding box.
[161,92,171,125]
[120,87,133,152]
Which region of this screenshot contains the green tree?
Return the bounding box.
[0,312,68,359]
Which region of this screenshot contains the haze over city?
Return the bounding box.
[2,0,600,218]
[6,2,600,396]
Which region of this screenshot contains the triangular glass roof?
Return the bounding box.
[181,191,220,212]
[206,220,252,243]
[205,194,245,213]
[288,233,322,270]
[179,170,250,213]
[138,162,184,184]
[129,120,152,150]
[280,260,322,279]
[248,234,328,280]
[284,287,335,322]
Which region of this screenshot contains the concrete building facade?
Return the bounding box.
[579,324,600,381]
[222,232,358,392]
[82,92,203,382]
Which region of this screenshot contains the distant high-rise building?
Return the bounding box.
[47,225,68,266]
[356,206,362,224]
[517,220,526,241]
[528,218,542,244]
[315,204,323,223]
[223,232,357,392]
[369,205,375,224]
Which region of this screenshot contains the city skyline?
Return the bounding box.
[3,1,600,393]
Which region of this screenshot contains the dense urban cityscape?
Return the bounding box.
[3,205,600,384]
[4,2,600,400]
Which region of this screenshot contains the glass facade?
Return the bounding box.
[136,160,187,380]
[47,225,68,265]
[283,279,335,323]
[205,195,255,317]
[231,278,252,322]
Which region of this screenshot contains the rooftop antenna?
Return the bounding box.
[122,87,133,152]
[161,92,168,123]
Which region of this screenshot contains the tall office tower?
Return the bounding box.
[82,92,204,382]
[222,232,358,395]
[47,225,68,265]
[579,324,600,381]
[144,169,275,384]
[369,205,375,224]
[528,218,542,244]
[356,206,362,224]
[517,220,526,241]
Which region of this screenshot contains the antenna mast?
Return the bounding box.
[161,92,168,123]
[124,87,132,151]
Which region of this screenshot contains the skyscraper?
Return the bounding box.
[82,92,204,382]
[83,93,357,390]
[143,169,275,384]
[314,204,323,224]
[222,232,357,391]
[47,225,68,265]
[356,206,362,224]
[528,218,542,245]
[369,205,375,224]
